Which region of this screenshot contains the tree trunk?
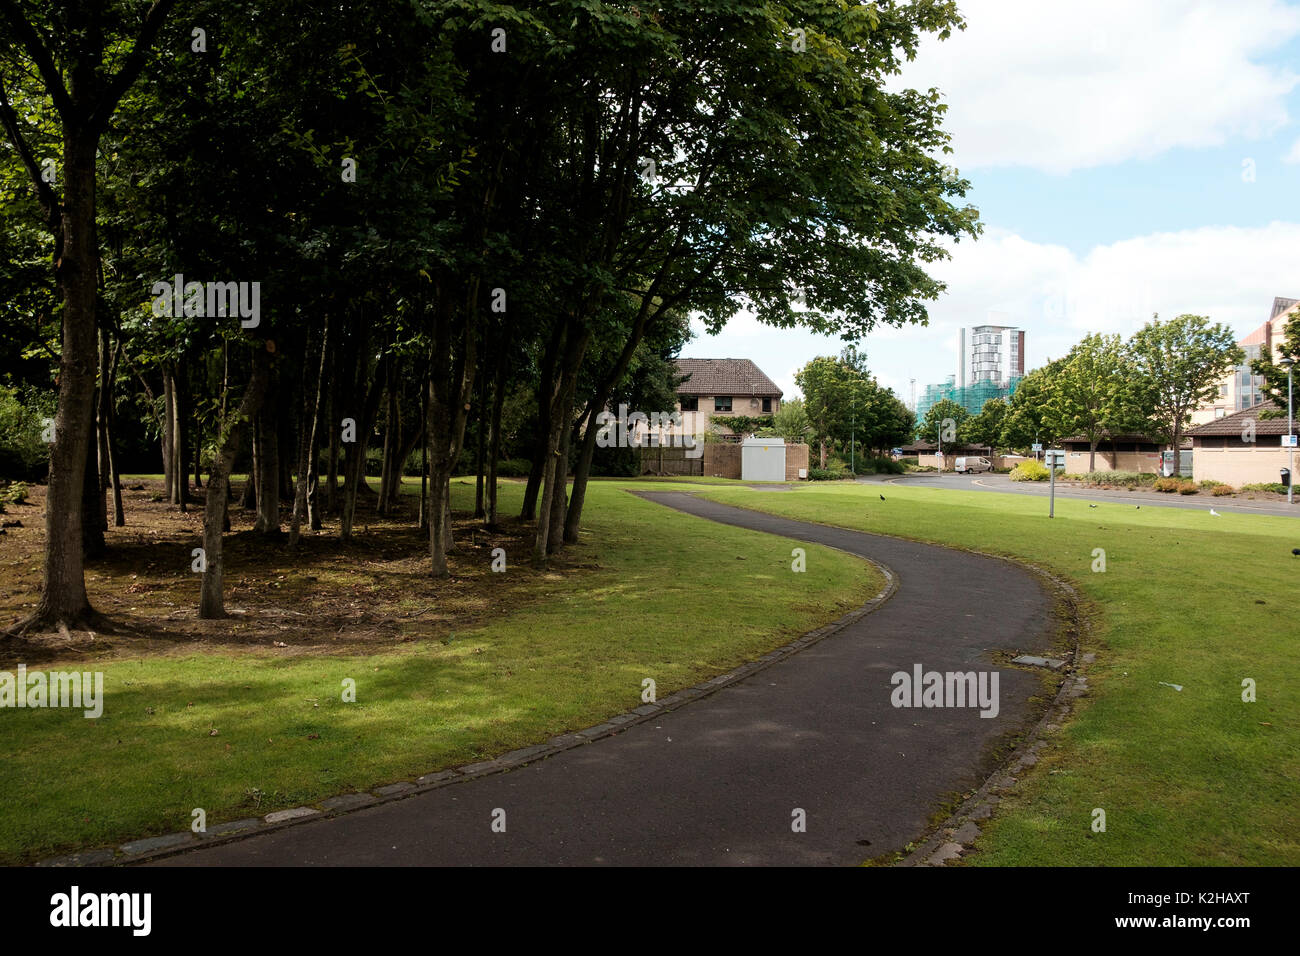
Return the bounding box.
[289,319,327,547]
[534,321,590,563]
[254,368,280,534]
[325,360,339,515]
[1089,439,1097,473]
[521,322,563,520]
[378,360,398,516]
[200,352,270,618]
[474,371,486,518]
[485,352,506,528]
[104,338,125,527]
[27,133,98,628]
[162,367,175,501]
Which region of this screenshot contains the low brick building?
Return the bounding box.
[1059,434,1169,474]
[1186,403,1296,487]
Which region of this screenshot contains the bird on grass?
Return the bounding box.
[879,494,886,501]
[1089,504,1097,508]
[1292,548,1300,556]
[1210,508,1221,516]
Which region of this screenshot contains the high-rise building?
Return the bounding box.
[958,324,1025,390]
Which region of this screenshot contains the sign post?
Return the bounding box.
[1045,449,1065,517]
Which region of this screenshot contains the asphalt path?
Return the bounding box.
[868,472,1300,519]
[149,492,1052,867]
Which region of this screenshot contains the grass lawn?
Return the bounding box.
[683,479,1299,865]
[0,479,879,864]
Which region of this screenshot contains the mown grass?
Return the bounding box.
[684,479,1299,865]
[0,479,879,863]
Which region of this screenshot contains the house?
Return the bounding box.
[1191,296,1297,425]
[1186,403,1296,487]
[671,358,783,440]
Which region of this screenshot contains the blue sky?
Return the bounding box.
[682,0,1300,403]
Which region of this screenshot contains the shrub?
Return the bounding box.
[853,455,904,476]
[0,482,29,505]
[1211,484,1236,496]
[0,387,53,481]
[1154,477,1197,494]
[1241,482,1288,494]
[1009,460,1050,482]
[495,458,532,478]
[807,467,844,481]
[1080,471,1156,488]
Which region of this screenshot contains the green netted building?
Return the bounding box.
[915,375,1022,420]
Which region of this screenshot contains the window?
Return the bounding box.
[714,396,732,412]
[762,397,772,412]
[1219,384,1227,397]
[679,396,698,412]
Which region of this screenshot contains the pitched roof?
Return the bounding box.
[674,358,782,397]
[1187,402,1295,436]
[1270,296,1299,319]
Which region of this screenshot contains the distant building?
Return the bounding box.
[1191,296,1297,425]
[916,324,1026,420]
[960,324,1025,390]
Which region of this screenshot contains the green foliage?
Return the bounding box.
[0,482,30,505]
[1241,482,1289,494]
[807,467,845,481]
[709,415,773,438]
[917,398,970,445]
[965,398,1008,449]
[0,386,52,480]
[768,398,811,443]
[1128,314,1244,445]
[1044,333,1147,452]
[1008,459,1050,482]
[1078,471,1157,488]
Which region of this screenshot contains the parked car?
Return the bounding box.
[955,456,992,474]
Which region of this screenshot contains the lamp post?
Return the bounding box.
[1282,356,1295,505]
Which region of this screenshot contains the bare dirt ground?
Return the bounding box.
[0,479,583,666]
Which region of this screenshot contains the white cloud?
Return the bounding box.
[900,0,1300,173]
[685,222,1300,401]
[1284,136,1300,162]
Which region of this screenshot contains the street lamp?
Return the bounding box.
[1282,355,1295,505]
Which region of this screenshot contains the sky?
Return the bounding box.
[680,0,1300,405]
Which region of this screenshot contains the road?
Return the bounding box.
[863,472,1300,518]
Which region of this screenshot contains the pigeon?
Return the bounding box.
[1210,508,1220,516]
[879,494,885,501]
[1135,506,1140,510]
[1089,504,1097,508]
[1292,549,1300,556]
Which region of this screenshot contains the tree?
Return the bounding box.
[1001,360,1065,451]
[917,398,970,448]
[769,398,811,444]
[1128,314,1243,468]
[1,0,178,631]
[965,398,1007,451]
[1044,333,1145,472]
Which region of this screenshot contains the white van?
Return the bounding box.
[955,456,992,474]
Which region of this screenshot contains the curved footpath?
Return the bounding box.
[146,492,1053,867]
